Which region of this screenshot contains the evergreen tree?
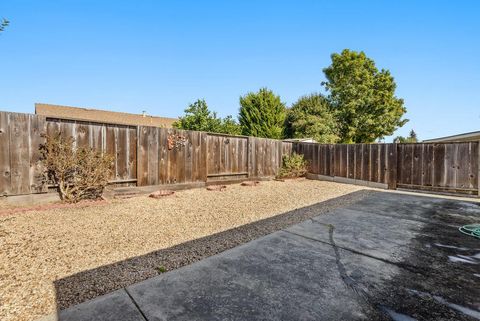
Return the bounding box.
[239,88,286,139]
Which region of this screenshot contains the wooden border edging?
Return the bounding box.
[306,173,389,189]
[207,172,249,177]
[113,181,206,196]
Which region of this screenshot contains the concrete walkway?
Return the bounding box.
[58,192,480,321]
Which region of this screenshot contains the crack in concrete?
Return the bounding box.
[283,224,437,320]
[325,223,386,319]
[123,288,149,321]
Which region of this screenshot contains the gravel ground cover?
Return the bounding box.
[0,179,370,321]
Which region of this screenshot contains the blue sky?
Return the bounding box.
[0,1,479,141]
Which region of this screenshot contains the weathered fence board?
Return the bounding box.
[0,112,10,195]
[0,112,47,195]
[9,113,31,195]
[248,137,291,178]
[206,134,248,179]
[397,142,478,194]
[47,119,137,186]
[137,127,208,185]
[203,135,292,180]
[297,143,395,186]
[29,115,47,193]
[296,142,479,195]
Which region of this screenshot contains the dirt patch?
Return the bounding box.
[0,179,369,321]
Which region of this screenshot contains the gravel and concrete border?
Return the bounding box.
[0,179,370,321]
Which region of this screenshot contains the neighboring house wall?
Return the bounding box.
[35,103,177,128]
[423,131,480,143]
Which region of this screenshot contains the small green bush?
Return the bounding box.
[277,153,308,179]
[156,266,167,273]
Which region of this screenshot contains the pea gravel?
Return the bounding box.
[0,179,371,321]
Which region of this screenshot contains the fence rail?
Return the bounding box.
[0,110,478,197]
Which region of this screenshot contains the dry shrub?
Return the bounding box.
[41,133,114,203]
[277,152,308,179]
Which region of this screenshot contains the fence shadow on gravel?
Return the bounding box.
[53,190,375,317]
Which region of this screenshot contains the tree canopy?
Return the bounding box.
[173,99,241,135]
[171,50,408,143]
[394,130,419,143]
[239,88,286,139]
[323,49,407,143]
[284,93,339,143]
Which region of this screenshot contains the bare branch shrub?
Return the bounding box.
[41,133,114,202]
[277,153,308,179]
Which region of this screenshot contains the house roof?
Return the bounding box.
[35,103,177,128]
[422,130,480,143]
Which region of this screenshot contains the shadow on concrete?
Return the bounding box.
[53,190,373,314]
[52,190,480,320]
[322,191,480,320]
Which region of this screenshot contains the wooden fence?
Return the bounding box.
[46,118,138,186]
[0,111,293,196]
[1,110,478,197]
[0,112,46,196]
[295,142,479,196]
[396,142,479,194]
[137,127,207,186]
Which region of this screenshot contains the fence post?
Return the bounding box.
[247,136,252,178]
[136,126,141,186]
[203,132,208,183]
[478,141,480,197]
[388,143,398,189]
[331,144,335,177]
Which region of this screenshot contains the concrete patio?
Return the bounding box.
[57,192,480,321]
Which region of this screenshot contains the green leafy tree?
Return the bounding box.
[0,18,9,33]
[394,129,419,143]
[285,93,339,143]
[323,49,407,143]
[218,115,242,135]
[173,99,240,135]
[239,88,286,139]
